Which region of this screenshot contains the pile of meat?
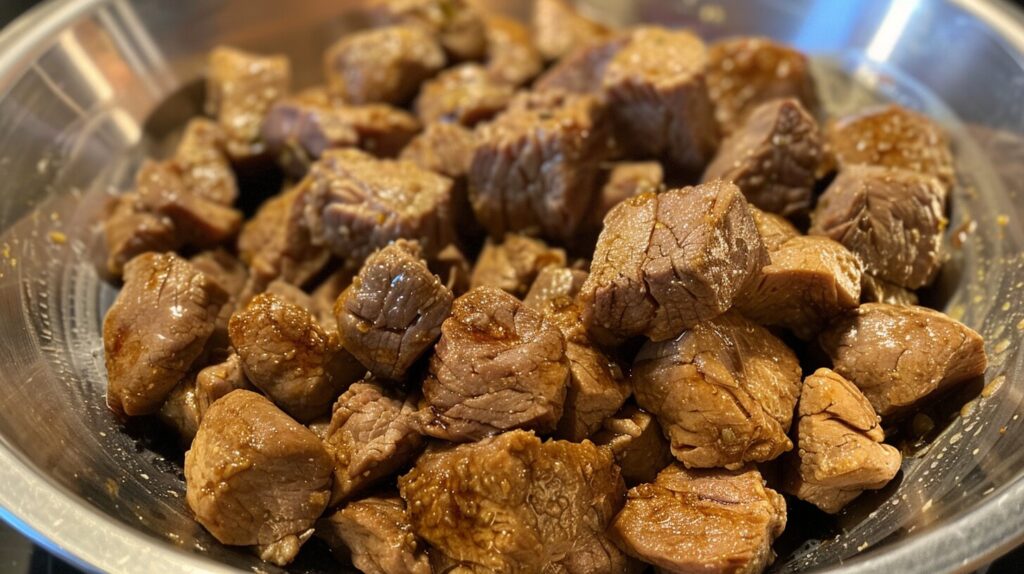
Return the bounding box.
[100,1,989,572]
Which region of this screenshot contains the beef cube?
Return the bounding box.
[399,121,475,180]
[482,16,543,87]
[228,292,364,422]
[585,161,664,235]
[331,103,422,157]
[707,37,819,136]
[399,430,627,573]
[265,279,315,311]
[534,35,626,94]
[533,0,611,62]
[603,27,719,173]
[238,186,330,288]
[580,182,768,343]
[736,236,862,340]
[206,47,290,159]
[261,97,360,177]
[103,194,179,276]
[322,380,423,505]
[367,0,486,62]
[173,118,238,205]
[750,206,799,252]
[470,90,607,241]
[819,303,988,417]
[592,405,673,485]
[632,312,802,469]
[861,273,919,306]
[430,243,472,296]
[810,165,946,289]
[185,390,333,566]
[704,98,823,218]
[104,253,228,416]
[420,286,569,441]
[609,464,787,574]
[158,378,201,442]
[784,368,902,513]
[324,25,446,106]
[523,265,590,309]
[317,495,430,574]
[190,249,248,300]
[311,269,355,331]
[335,240,453,380]
[135,160,243,248]
[470,233,566,298]
[414,63,514,126]
[195,353,253,418]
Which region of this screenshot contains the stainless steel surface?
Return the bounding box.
[0,0,1021,572]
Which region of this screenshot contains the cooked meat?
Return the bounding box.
[736,235,862,340]
[324,25,446,105]
[185,390,333,566]
[585,161,664,235]
[707,37,819,136]
[482,15,543,87]
[784,368,902,513]
[609,464,787,574]
[420,286,569,441]
[367,0,486,62]
[159,377,201,442]
[238,185,330,288]
[415,64,515,126]
[228,292,364,422]
[703,98,823,218]
[195,353,253,417]
[317,495,430,574]
[265,279,315,311]
[860,273,919,306]
[470,233,566,298]
[810,165,946,289]
[603,27,719,173]
[819,303,988,417]
[534,35,626,94]
[103,193,179,276]
[523,265,590,309]
[190,249,248,300]
[750,206,800,252]
[580,182,768,343]
[399,430,627,573]
[206,47,290,159]
[399,121,475,179]
[261,97,360,176]
[311,268,355,330]
[430,243,472,296]
[104,253,228,416]
[335,240,453,380]
[135,160,243,248]
[826,104,955,192]
[533,0,611,61]
[469,89,608,241]
[322,380,423,504]
[173,118,238,205]
[632,312,802,469]
[592,405,673,485]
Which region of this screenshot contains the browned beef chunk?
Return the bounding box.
[367,0,486,62]
[415,64,515,126]
[399,121,475,179]
[237,186,330,289]
[104,253,228,416]
[470,233,566,298]
[430,243,472,296]
[400,430,627,573]
[826,104,955,192]
[103,194,179,276]
[185,390,333,566]
[420,286,569,441]
[736,236,862,340]
[603,27,719,173]
[335,240,453,380]
[159,377,201,442]
[860,273,919,306]
[322,380,423,505]
[266,279,315,311]
[317,495,430,574]
[228,293,364,422]
[534,35,626,95]
[469,90,607,241]
[135,160,243,248]
[585,161,664,236]
[195,353,253,417]
[331,102,423,157]
[482,16,543,87]
[261,97,360,176]
[190,249,248,300]
[810,166,945,289]
[707,37,819,136]
[750,206,799,252]
[580,182,768,343]
[592,405,673,485]
[784,368,902,513]
[632,312,802,469]
[704,98,823,218]
[311,269,356,331]
[324,26,446,106]
[819,303,988,417]
[533,0,611,62]
[206,47,290,159]
[610,464,787,574]
[173,118,238,205]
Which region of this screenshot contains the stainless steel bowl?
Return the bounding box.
[0,0,1022,572]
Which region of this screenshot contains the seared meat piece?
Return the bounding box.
[104,253,228,416]
[810,166,945,289]
[311,269,355,331]
[261,97,360,176]
[324,25,446,106]
[610,464,787,574]
[367,0,486,62]
[861,273,919,306]
[185,390,333,566]
[195,353,253,417]
[483,16,543,87]
[317,495,430,574]
[585,161,664,235]
[400,430,627,573]
[592,405,673,485]
[750,206,799,252]
[229,293,364,422]
[322,380,423,504]
[135,160,243,248]
[632,312,802,469]
[784,368,902,513]
[469,90,608,241]
[736,236,862,340]
[703,98,823,218]
[707,37,819,136]
[238,186,330,288]
[399,121,475,179]
[335,240,453,380]
[534,35,626,94]
[331,103,422,157]
[420,286,569,441]
[430,243,472,296]
[470,233,566,298]
[580,182,768,343]
[414,63,514,126]
[523,266,589,309]
[533,0,611,62]
[173,118,238,205]
[103,194,179,276]
[206,47,290,159]
[190,249,248,301]
[265,279,315,311]
[819,303,988,417]
[159,378,201,442]
[603,27,719,173]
